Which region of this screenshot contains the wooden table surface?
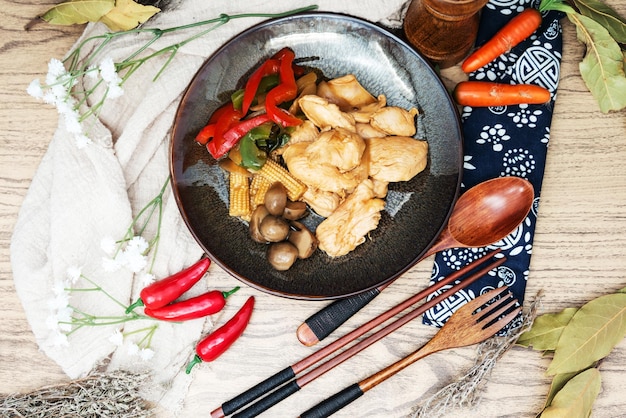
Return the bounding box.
[1,1,625,417]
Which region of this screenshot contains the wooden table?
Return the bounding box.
[1,1,625,417]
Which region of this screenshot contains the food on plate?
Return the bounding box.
[195,48,428,269]
[315,179,385,257]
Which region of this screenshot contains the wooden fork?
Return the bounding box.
[299,286,522,418]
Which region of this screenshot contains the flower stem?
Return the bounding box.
[66,5,319,81]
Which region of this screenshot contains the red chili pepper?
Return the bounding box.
[265,48,302,127]
[206,103,244,158]
[125,258,211,313]
[144,286,240,321]
[241,58,280,115]
[185,296,255,373]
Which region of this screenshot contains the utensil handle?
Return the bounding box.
[299,383,364,418]
[297,287,383,346]
[216,366,295,416]
[232,380,301,418]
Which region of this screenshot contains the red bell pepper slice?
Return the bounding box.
[195,124,215,145]
[195,102,237,145]
[219,114,272,151]
[241,59,280,115]
[265,48,302,127]
[206,103,243,159]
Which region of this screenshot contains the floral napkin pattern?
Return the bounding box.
[423,0,563,327]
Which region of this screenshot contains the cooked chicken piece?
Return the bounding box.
[369,106,419,136]
[302,188,341,218]
[366,136,428,182]
[289,72,318,115]
[273,120,319,157]
[298,95,356,131]
[355,122,387,139]
[316,75,377,110]
[291,120,319,144]
[305,128,365,172]
[282,143,366,195]
[371,178,389,198]
[349,95,387,123]
[316,179,385,257]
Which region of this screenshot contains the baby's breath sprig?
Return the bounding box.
[46,176,172,358]
[103,175,169,276]
[27,5,318,148]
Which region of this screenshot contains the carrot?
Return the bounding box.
[461,8,542,73]
[453,81,551,107]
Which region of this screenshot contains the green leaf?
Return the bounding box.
[544,371,582,408]
[571,0,626,43]
[99,0,160,31]
[517,308,578,351]
[41,0,115,25]
[546,293,626,375]
[567,12,626,113]
[540,368,601,418]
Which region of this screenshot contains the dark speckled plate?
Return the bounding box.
[170,12,463,300]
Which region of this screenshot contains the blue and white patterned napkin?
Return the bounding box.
[423,0,563,327]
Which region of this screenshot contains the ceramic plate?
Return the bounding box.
[170,12,463,300]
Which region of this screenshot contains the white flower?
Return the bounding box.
[27,79,44,98]
[51,280,66,296]
[102,256,122,272]
[139,348,155,361]
[109,329,124,346]
[99,57,118,84]
[48,289,70,311]
[50,83,68,102]
[100,236,117,255]
[75,134,92,149]
[127,342,140,356]
[66,266,82,284]
[64,110,83,134]
[85,65,99,79]
[55,99,74,116]
[107,83,124,100]
[50,331,69,347]
[99,57,124,100]
[128,236,149,253]
[46,58,67,85]
[56,307,74,332]
[140,273,156,287]
[42,91,58,105]
[46,315,61,331]
[124,250,148,273]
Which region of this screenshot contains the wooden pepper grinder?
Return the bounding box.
[403,0,489,68]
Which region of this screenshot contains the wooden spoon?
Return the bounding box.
[297,176,535,346]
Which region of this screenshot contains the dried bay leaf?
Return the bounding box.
[42,0,115,25]
[540,368,601,418]
[546,292,626,375]
[100,0,160,31]
[568,12,626,113]
[572,0,626,43]
[544,370,582,408]
[517,307,578,351]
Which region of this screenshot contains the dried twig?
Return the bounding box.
[0,370,153,418]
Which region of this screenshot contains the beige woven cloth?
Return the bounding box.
[11,0,413,414]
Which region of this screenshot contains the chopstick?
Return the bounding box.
[210,249,504,418]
